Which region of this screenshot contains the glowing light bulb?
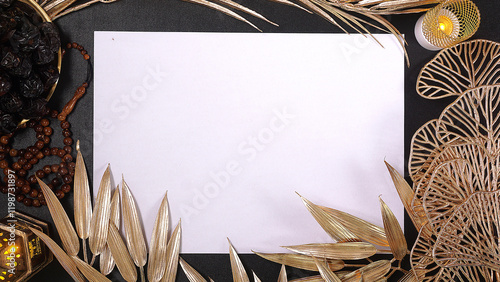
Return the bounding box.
[438,15,454,35]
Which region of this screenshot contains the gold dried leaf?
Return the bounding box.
[297,193,359,243]
[89,165,111,258]
[253,252,344,272]
[100,186,120,275]
[318,206,388,247]
[342,260,391,281]
[379,197,407,260]
[182,0,262,31]
[72,256,112,282]
[289,276,323,282]
[148,192,170,282]
[253,271,262,282]
[74,141,92,243]
[229,239,250,282]
[121,178,147,277]
[36,178,80,256]
[107,222,137,282]
[179,257,207,282]
[28,227,85,282]
[161,220,182,282]
[283,242,376,260]
[384,161,431,238]
[278,265,287,282]
[313,256,342,282]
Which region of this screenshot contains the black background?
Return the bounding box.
[1,0,500,281]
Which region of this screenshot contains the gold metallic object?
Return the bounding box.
[0,212,52,282]
[415,0,480,50]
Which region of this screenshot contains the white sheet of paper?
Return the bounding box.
[93,31,404,253]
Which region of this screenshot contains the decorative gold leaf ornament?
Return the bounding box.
[148,192,171,282]
[28,227,85,282]
[229,239,251,282]
[74,140,92,263]
[36,177,80,257]
[100,186,120,275]
[416,39,500,99]
[407,40,500,281]
[121,177,148,281]
[89,165,111,264]
[180,257,208,282]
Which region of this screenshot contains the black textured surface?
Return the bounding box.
[0,0,499,281]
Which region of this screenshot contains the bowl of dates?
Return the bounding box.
[0,0,61,134]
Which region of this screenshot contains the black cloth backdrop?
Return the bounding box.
[0,0,499,281]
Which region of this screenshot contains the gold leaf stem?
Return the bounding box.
[28,227,85,282]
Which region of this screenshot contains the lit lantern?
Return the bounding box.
[415,0,480,50]
[0,212,52,281]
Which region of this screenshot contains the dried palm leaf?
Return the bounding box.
[268,0,312,13]
[278,265,287,282]
[341,260,391,281]
[148,192,170,282]
[229,239,250,282]
[213,0,278,26]
[295,0,347,32]
[384,161,431,238]
[313,256,342,282]
[44,0,77,18]
[181,0,262,31]
[72,256,112,282]
[282,242,377,260]
[51,0,119,20]
[107,222,137,282]
[100,186,120,275]
[179,257,207,282]
[28,227,85,282]
[253,252,344,272]
[253,271,262,282]
[89,165,111,262]
[121,178,148,281]
[36,178,80,256]
[297,193,359,243]
[160,220,182,282]
[416,40,500,99]
[74,140,92,263]
[318,206,388,247]
[379,197,407,260]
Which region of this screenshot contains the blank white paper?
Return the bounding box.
[93,31,404,253]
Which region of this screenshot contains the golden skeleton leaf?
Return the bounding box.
[433,191,500,271]
[417,40,500,99]
[437,85,500,150]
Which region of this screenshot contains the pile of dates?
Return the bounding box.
[0,0,60,134]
